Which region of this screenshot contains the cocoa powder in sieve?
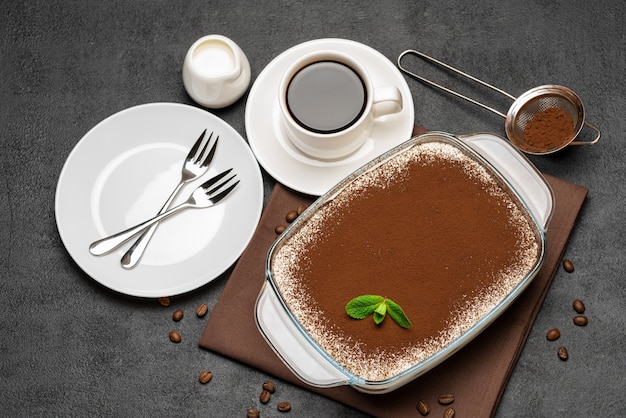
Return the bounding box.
[522,107,575,152]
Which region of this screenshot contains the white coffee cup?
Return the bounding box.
[182,35,251,109]
[278,50,403,160]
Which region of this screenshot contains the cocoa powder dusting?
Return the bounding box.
[272,142,541,381]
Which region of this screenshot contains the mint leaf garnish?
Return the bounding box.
[373,311,386,325]
[374,301,387,316]
[345,295,384,319]
[373,301,387,324]
[345,295,411,328]
[385,298,412,328]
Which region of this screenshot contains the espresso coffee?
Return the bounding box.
[286,61,367,133]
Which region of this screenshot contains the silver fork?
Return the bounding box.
[89,169,239,257]
[120,129,219,269]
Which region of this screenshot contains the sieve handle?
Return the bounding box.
[398,50,516,119]
[570,120,601,146]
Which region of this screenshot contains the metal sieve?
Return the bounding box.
[398,50,601,155]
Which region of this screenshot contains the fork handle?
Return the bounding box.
[120,182,186,269]
[89,202,190,256]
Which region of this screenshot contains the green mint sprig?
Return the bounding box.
[345,295,412,328]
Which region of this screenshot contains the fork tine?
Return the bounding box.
[206,174,237,195]
[193,131,213,162]
[188,129,207,160]
[200,168,233,190]
[199,134,219,168]
[207,179,240,204]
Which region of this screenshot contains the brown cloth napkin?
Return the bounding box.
[199,130,588,417]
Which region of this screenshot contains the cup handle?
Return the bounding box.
[371,85,403,118]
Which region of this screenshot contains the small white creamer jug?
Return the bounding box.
[182,35,251,108]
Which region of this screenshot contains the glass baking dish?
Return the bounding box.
[255,131,554,394]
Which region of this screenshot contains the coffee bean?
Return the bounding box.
[438,393,455,405]
[573,315,588,326]
[196,303,209,318]
[285,210,298,223]
[262,380,276,393]
[172,309,184,322]
[277,401,292,412]
[297,204,308,215]
[546,328,561,341]
[573,299,585,314]
[259,389,271,404]
[169,330,181,343]
[158,296,171,307]
[443,406,455,418]
[275,225,286,234]
[198,370,212,384]
[562,259,575,273]
[416,399,430,415]
[557,345,568,361]
[246,408,260,418]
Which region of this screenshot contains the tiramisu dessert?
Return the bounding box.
[270,139,542,382]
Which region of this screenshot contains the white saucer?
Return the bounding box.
[245,38,414,196]
[55,103,263,297]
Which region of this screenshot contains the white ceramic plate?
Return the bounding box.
[245,38,415,196]
[55,103,263,297]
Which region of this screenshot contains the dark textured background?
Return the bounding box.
[1,1,624,417]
